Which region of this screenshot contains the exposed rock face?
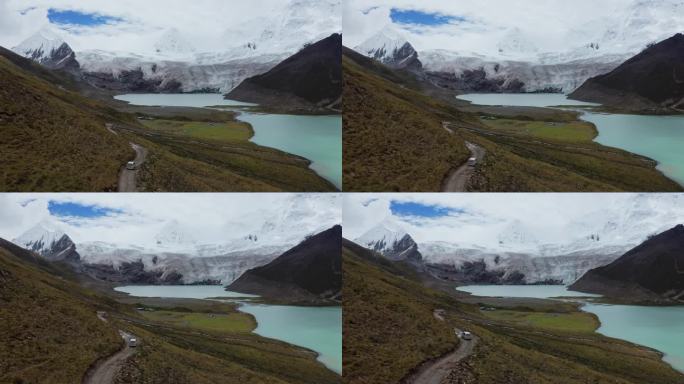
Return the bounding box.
[12,30,80,74]
[226,33,342,109]
[227,225,342,302]
[571,224,684,301]
[83,260,183,285]
[354,27,423,72]
[570,33,684,111]
[12,223,80,264]
[355,221,423,264]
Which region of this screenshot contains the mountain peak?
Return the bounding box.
[12,28,79,71]
[13,221,79,263]
[354,26,422,71]
[355,219,422,262]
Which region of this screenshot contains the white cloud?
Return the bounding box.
[1,0,340,54]
[0,193,341,246]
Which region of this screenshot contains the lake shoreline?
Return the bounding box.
[457,284,684,374]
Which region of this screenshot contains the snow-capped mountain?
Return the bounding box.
[12,29,80,72]
[10,195,340,285]
[354,0,684,93]
[355,219,422,262]
[12,0,341,93]
[13,222,80,263]
[354,27,422,71]
[354,195,684,284]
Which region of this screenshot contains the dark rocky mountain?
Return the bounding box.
[227,225,342,302]
[570,33,684,112]
[570,224,684,302]
[226,34,342,110]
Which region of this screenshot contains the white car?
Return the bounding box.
[467,157,477,167]
[461,331,473,340]
[126,161,136,170]
[128,338,138,347]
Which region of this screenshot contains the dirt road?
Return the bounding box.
[118,143,147,192]
[82,331,138,384]
[442,141,485,192]
[405,327,478,384]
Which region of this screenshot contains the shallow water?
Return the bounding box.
[114,93,342,188]
[239,303,342,374]
[115,285,342,373]
[458,284,684,372]
[456,284,599,299]
[457,93,684,186]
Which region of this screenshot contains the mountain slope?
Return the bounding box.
[226,34,342,109]
[0,46,133,191]
[227,225,342,302]
[343,237,684,384]
[570,33,684,111]
[571,224,684,302]
[0,238,121,384]
[342,46,473,191]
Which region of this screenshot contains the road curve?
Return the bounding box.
[405,327,478,384]
[118,143,147,192]
[82,331,138,384]
[442,141,485,192]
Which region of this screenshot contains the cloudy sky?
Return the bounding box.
[0,0,339,54]
[344,0,684,56]
[0,194,341,246]
[343,193,684,246]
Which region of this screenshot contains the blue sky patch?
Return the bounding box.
[390,9,464,26]
[48,201,123,218]
[47,9,123,26]
[390,201,463,218]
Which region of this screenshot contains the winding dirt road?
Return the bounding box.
[82,331,138,384]
[404,310,478,384]
[441,122,486,192]
[442,141,485,192]
[118,143,147,192]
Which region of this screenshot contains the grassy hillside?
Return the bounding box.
[342,49,682,192]
[109,298,339,384]
[343,239,684,384]
[343,54,472,191]
[0,239,122,383]
[0,53,133,191]
[117,112,336,192]
[0,238,340,384]
[342,241,458,383]
[1,45,337,192]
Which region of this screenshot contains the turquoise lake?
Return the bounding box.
[456,284,600,299]
[458,284,684,373]
[114,285,342,374]
[239,303,342,374]
[457,93,684,186]
[114,93,342,189]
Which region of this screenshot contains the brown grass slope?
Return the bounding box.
[0,49,133,191]
[342,239,684,384]
[343,52,472,192]
[343,47,682,192]
[0,238,122,384]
